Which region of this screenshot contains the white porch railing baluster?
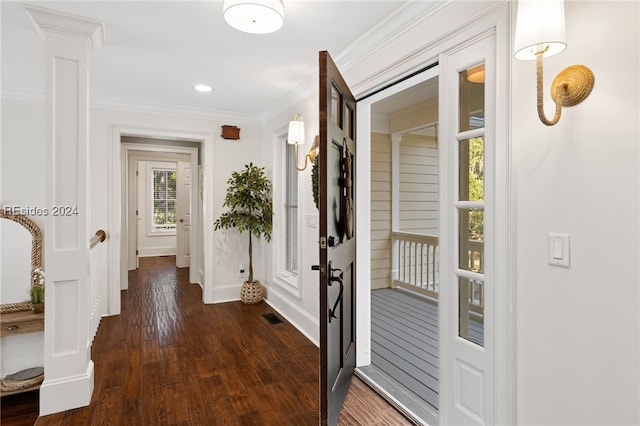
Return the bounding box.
[392,232,440,299]
[391,232,484,310]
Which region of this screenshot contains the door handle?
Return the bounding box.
[327,262,344,323]
[179,218,184,223]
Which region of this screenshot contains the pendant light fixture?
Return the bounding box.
[223,0,285,34]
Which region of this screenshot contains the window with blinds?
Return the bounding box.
[152,168,177,230]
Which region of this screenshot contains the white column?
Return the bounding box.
[391,132,401,281]
[23,5,105,416]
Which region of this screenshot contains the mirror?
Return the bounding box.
[0,209,43,313]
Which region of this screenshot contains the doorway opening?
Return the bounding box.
[125,145,194,272]
[109,125,214,315]
[121,137,201,291]
[355,67,440,426]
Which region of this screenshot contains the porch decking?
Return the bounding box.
[359,287,485,425]
[359,288,439,425]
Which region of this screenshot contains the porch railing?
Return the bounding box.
[392,232,439,299]
[391,231,485,312]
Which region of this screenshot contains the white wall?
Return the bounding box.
[338,1,639,424]
[89,107,264,304]
[512,2,639,425]
[0,99,46,377]
[263,95,321,344]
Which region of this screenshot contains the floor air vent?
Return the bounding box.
[262,313,283,325]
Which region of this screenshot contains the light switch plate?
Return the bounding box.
[548,233,570,267]
[306,213,317,228]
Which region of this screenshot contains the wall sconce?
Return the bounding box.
[287,114,318,171]
[514,0,594,126]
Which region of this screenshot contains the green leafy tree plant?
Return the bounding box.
[214,163,273,285]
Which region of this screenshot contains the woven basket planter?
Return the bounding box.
[240,281,263,304]
[0,367,44,394]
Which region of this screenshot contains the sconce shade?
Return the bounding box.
[223,0,284,34]
[514,0,566,60]
[287,115,305,145]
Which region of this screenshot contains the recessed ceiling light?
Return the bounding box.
[194,84,212,93]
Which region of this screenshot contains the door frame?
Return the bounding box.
[123,144,197,280]
[355,65,440,370]
[127,152,190,270]
[353,3,514,424]
[108,125,215,315]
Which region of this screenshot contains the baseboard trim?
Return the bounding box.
[211,283,242,303]
[39,361,94,416]
[265,285,319,346]
[137,247,176,257]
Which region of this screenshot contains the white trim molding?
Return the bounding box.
[39,361,94,415]
[109,126,214,313]
[265,284,319,346]
[269,127,303,299]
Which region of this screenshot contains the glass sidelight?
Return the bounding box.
[457,63,485,346]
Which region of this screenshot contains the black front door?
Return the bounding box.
[318,50,357,426]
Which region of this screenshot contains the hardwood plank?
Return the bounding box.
[0,390,39,426]
[0,256,411,426]
[338,377,413,426]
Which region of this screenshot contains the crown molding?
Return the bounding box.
[257,75,317,124]
[333,0,449,71]
[1,87,261,124]
[91,96,261,124]
[1,86,45,103]
[257,0,449,124]
[10,1,451,127]
[23,4,106,51]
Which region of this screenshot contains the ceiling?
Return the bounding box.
[1,1,430,121]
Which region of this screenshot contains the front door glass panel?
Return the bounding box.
[457,63,486,347]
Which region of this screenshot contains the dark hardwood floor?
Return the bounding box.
[1,389,39,425]
[2,256,411,426]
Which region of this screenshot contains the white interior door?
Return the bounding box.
[127,157,139,270]
[439,33,496,425]
[176,161,191,268]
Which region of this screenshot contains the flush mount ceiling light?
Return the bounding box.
[194,84,212,93]
[466,63,485,83]
[223,0,284,34]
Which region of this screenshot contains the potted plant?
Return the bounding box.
[214,163,273,304]
[29,267,45,313]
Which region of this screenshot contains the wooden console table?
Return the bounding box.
[0,310,44,337]
[0,311,45,396]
